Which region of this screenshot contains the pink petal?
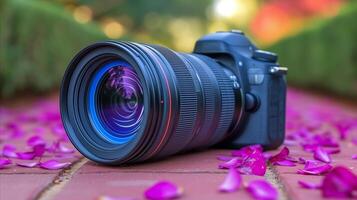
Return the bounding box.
[0,158,12,169]
[27,135,46,147]
[16,152,36,160]
[33,144,46,157]
[97,196,136,200]
[219,157,242,169]
[144,181,183,200]
[352,154,357,160]
[239,150,267,176]
[298,180,321,189]
[324,148,340,154]
[16,161,39,168]
[246,180,278,200]
[2,144,18,158]
[39,160,70,170]
[322,166,357,198]
[58,143,75,154]
[219,167,241,192]
[269,147,289,164]
[313,147,331,163]
[274,160,296,167]
[216,155,233,162]
[297,163,333,175]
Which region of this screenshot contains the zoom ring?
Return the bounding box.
[193,55,235,146]
[149,45,199,157]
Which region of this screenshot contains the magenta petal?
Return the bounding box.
[269,147,289,164]
[322,166,357,198]
[352,154,357,160]
[16,152,36,160]
[58,143,75,154]
[239,150,267,176]
[313,147,331,163]
[97,196,136,200]
[16,161,39,168]
[144,181,182,200]
[2,144,18,158]
[33,144,46,157]
[0,158,12,169]
[297,163,333,175]
[246,180,278,200]
[39,160,70,170]
[219,167,242,192]
[219,157,242,169]
[274,160,296,167]
[298,180,321,189]
[27,135,46,146]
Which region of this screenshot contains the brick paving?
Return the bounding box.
[0,89,356,200]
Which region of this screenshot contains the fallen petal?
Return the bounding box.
[16,161,39,168]
[219,157,242,169]
[144,181,183,200]
[39,160,70,170]
[297,163,333,175]
[274,160,296,167]
[0,158,12,169]
[246,180,278,200]
[2,144,18,158]
[313,147,331,163]
[33,144,46,157]
[269,147,289,164]
[322,166,357,198]
[16,152,36,160]
[298,180,321,189]
[352,154,357,160]
[27,135,46,147]
[97,195,136,200]
[219,167,241,192]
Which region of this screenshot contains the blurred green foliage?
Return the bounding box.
[269,3,357,98]
[0,0,105,98]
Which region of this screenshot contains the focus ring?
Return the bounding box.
[149,45,198,157]
[193,55,235,146]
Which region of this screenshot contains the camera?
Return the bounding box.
[60,30,287,165]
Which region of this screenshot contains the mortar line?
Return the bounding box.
[34,158,88,200]
[265,164,291,200]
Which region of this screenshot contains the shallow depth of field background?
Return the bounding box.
[0,0,356,100]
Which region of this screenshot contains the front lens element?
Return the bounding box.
[88,60,144,144]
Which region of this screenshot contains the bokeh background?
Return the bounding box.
[0,0,356,100]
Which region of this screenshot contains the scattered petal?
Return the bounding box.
[239,150,267,176]
[246,180,278,200]
[298,180,321,189]
[322,166,357,198]
[269,147,289,164]
[219,167,241,192]
[39,160,70,170]
[219,157,242,169]
[313,147,331,163]
[16,161,39,168]
[297,162,333,175]
[352,154,357,160]
[0,158,12,169]
[274,160,296,167]
[2,144,18,158]
[27,135,46,147]
[16,152,36,160]
[97,195,136,200]
[144,181,183,200]
[33,144,46,157]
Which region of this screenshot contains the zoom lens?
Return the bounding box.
[60,41,243,164]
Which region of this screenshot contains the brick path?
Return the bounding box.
[0,89,356,200]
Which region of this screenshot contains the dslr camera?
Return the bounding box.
[60,30,287,164]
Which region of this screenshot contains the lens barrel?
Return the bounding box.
[60,41,242,164]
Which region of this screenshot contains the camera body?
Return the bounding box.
[194,30,287,150]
